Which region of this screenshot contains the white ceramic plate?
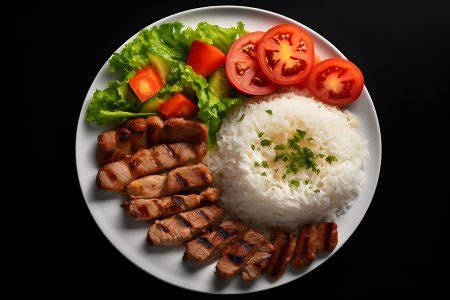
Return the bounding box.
[76,6,381,294]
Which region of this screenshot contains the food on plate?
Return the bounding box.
[86,19,368,284]
[129,66,164,102]
[96,116,207,166]
[97,142,206,192]
[158,93,198,119]
[206,88,367,230]
[96,118,148,166]
[225,31,278,95]
[147,205,224,245]
[215,229,272,279]
[292,222,338,268]
[126,163,213,198]
[184,220,247,263]
[121,187,220,221]
[257,24,314,85]
[187,40,226,77]
[266,230,297,279]
[307,58,364,106]
[242,249,273,281]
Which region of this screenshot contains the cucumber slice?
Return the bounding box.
[208,67,233,98]
[147,53,170,83]
[139,98,165,113]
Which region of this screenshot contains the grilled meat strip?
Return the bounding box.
[291,224,318,268]
[147,205,224,246]
[242,251,273,281]
[184,220,247,263]
[215,230,271,279]
[122,187,220,221]
[126,163,212,199]
[316,222,338,252]
[291,222,338,268]
[266,230,296,280]
[97,142,206,193]
[97,116,208,166]
[97,118,148,166]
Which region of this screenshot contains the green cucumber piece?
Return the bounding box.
[139,98,165,113]
[147,53,170,83]
[208,67,233,98]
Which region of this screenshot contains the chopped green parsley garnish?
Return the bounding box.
[261,172,267,177]
[251,144,256,150]
[304,180,310,185]
[325,155,338,164]
[282,174,287,179]
[265,110,273,115]
[261,139,272,147]
[257,132,264,138]
[290,180,300,187]
[307,137,314,141]
[237,114,245,122]
[314,189,320,194]
[274,144,285,150]
[296,129,306,140]
[261,161,269,168]
[254,161,260,167]
[316,153,325,158]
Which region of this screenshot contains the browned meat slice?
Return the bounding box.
[97,116,208,165]
[163,118,208,144]
[97,118,147,166]
[126,164,212,199]
[291,224,318,268]
[147,205,224,245]
[184,220,246,263]
[97,143,206,193]
[122,187,220,221]
[266,230,296,280]
[316,222,338,252]
[215,230,270,279]
[242,251,273,281]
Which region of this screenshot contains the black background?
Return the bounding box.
[22,0,449,297]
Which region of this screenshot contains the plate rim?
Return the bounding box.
[75,5,382,294]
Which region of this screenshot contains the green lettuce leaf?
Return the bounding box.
[184,21,247,52]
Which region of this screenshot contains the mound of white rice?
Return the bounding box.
[205,88,368,230]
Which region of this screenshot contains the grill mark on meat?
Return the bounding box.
[175,214,192,228]
[216,226,229,239]
[175,173,188,190]
[196,236,213,249]
[242,241,254,251]
[156,223,168,233]
[103,168,118,182]
[229,254,246,265]
[170,196,185,210]
[195,209,210,222]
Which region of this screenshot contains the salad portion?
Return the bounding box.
[85,22,364,147]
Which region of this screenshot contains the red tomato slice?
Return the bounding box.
[257,24,315,85]
[307,58,364,106]
[129,66,164,102]
[225,32,278,95]
[187,40,226,77]
[158,93,198,119]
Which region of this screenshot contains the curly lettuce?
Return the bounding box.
[85,21,247,145]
